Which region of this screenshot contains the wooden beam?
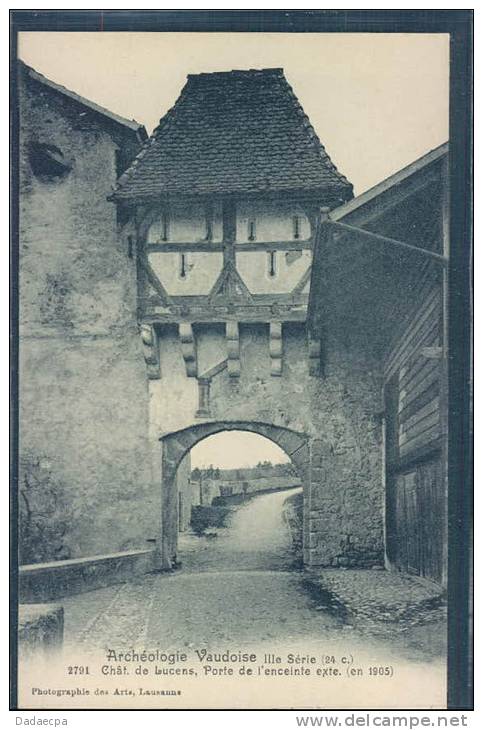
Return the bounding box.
[235,241,312,252]
[222,199,237,266]
[146,240,313,253]
[307,209,331,334]
[330,220,448,265]
[269,322,283,376]
[226,321,240,377]
[204,201,214,243]
[147,242,224,253]
[141,307,308,325]
[178,323,197,377]
[168,292,308,305]
[291,265,312,297]
[140,259,173,306]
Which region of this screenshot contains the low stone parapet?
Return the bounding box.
[18,603,64,657]
[19,548,158,603]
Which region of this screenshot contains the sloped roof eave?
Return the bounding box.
[19,60,147,140]
[108,181,353,205]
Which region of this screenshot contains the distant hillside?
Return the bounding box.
[191,461,297,482]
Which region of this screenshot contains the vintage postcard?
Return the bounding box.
[11,12,473,712]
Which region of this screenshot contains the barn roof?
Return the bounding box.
[111,68,353,202]
[307,143,448,352]
[19,61,147,141]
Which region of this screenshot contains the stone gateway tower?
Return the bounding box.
[110,68,385,570]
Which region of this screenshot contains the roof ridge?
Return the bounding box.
[187,67,284,79]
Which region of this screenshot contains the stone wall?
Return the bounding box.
[18,67,155,560]
[151,322,384,568]
[19,549,156,602]
[177,453,195,532]
[212,324,384,567]
[18,604,64,657]
[197,475,302,502]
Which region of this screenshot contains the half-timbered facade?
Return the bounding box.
[110,68,353,386]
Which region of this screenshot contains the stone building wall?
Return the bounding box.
[177,454,195,532]
[150,322,384,568]
[18,67,156,560]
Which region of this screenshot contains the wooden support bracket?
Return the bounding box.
[179,323,197,377]
[226,321,241,377]
[140,324,161,379]
[269,322,283,376]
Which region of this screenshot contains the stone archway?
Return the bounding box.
[159,421,310,568]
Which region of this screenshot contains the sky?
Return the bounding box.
[18,32,449,195]
[190,432,289,470]
[17,32,450,470]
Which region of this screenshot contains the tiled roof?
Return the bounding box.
[19,61,147,140]
[111,68,353,202]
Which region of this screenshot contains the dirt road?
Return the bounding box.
[178,488,301,572]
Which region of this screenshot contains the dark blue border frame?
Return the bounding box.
[10,9,473,712]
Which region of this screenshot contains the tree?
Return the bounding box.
[191,465,221,480]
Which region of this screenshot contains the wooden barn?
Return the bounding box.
[308,143,448,585]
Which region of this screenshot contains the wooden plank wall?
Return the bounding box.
[384,279,445,584]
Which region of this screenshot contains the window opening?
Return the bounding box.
[179,253,187,279]
[161,210,169,242]
[268,251,277,278]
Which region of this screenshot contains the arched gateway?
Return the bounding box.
[110,68,385,574]
[159,421,310,568]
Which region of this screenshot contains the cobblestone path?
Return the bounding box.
[22,491,446,709]
[61,489,446,667]
[62,489,345,653]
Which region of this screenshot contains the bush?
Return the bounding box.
[190,505,231,535]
